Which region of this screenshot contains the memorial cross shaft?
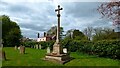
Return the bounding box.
[55,5,63,43]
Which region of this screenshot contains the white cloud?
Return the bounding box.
[0,0,114,3]
[0,1,113,38]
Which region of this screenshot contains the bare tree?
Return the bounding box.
[83,27,93,40]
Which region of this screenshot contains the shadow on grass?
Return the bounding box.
[24,53,28,54]
[2,59,10,61]
[63,57,75,65]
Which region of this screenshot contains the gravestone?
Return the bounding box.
[20,45,25,54]
[18,46,20,50]
[14,46,17,50]
[36,45,39,49]
[47,47,50,54]
[0,51,6,60]
[63,48,67,54]
[39,44,41,49]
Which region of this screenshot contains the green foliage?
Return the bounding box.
[23,38,120,60]
[5,28,22,47]
[64,29,87,41]
[62,39,120,59]
[1,15,22,47]
[93,28,119,41]
[92,40,120,59]
[23,41,55,50]
[73,30,87,40]
[22,41,37,47]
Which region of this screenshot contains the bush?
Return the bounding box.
[23,39,120,59]
[62,39,120,59]
[23,41,55,49]
[92,40,120,59]
[22,41,36,47]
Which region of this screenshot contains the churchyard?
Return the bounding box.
[1,1,120,67]
[1,47,120,66]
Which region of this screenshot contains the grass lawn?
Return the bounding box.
[2,47,120,66]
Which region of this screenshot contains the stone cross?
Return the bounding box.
[55,5,63,43]
[52,5,63,55]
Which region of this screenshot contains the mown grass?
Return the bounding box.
[2,47,120,66]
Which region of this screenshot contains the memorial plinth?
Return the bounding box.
[45,42,71,64]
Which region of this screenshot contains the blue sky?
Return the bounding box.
[0,0,113,39]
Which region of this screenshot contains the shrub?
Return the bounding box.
[62,39,120,59]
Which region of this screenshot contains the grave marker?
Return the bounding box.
[14,46,17,50]
[20,45,25,54]
[63,48,67,54]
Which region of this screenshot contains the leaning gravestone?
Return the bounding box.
[47,47,50,54]
[0,51,6,60]
[20,45,25,54]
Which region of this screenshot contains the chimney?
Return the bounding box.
[37,33,39,38]
[44,32,46,37]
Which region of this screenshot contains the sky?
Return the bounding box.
[0,0,114,39]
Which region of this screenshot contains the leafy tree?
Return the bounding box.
[1,15,22,47]
[64,29,74,40]
[64,29,87,40]
[93,27,118,41]
[73,30,87,40]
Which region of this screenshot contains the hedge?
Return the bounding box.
[23,41,55,49]
[92,40,120,59]
[62,40,120,59]
[23,40,120,59]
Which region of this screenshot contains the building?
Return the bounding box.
[37,32,56,42]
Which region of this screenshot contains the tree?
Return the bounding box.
[47,26,64,39]
[72,29,87,40]
[64,29,87,40]
[65,29,74,39]
[83,27,93,40]
[93,27,118,41]
[1,15,22,47]
[97,1,120,39]
[98,1,120,21]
